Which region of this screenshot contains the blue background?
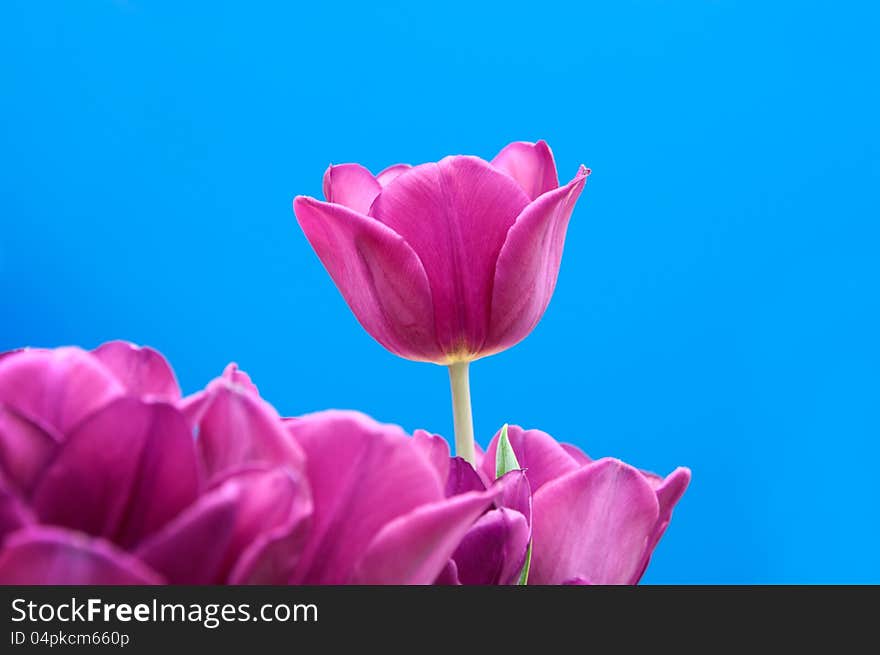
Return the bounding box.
[1,1,878,583]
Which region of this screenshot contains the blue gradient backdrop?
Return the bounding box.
[2,2,878,582]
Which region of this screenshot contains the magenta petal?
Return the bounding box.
[0,526,163,584]
[0,404,60,494]
[32,398,199,548]
[353,489,497,584]
[91,340,181,400]
[434,558,461,585]
[491,140,559,200]
[322,163,382,214]
[412,429,451,485]
[452,508,530,585]
[192,376,305,482]
[634,467,692,581]
[0,347,123,435]
[561,442,592,466]
[376,163,412,187]
[486,167,589,354]
[481,425,579,492]
[294,196,440,361]
[221,362,260,395]
[530,458,660,585]
[369,156,531,358]
[136,484,239,584]
[0,477,33,540]
[446,456,487,497]
[496,469,532,525]
[223,467,313,585]
[288,410,445,584]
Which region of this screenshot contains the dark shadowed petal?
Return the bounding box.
[481,425,580,491]
[353,488,497,584]
[486,167,589,355]
[0,347,123,435]
[412,429,451,484]
[446,456,487,497]
[451,508,530,585]
[294,196,440,361]
[376,163,412,187]
[287,410,445,584]
[496,469,532,524]
[91,341,181,400]
[190,376,305,482]
[530,458,660,585]
[136,483,239,584]
[434,558,461,585]
[0,526,163,584]
[0,404,60,494]
[369,156,531,358]
[0,476,33,540]
[32,398,199,548]
[491,140,559,200]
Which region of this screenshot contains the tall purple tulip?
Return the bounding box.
[478,426,691,584]
[294,140,589,463]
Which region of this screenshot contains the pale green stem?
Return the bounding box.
[447,361,476,465]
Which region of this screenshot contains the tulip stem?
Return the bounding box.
[448,361,476,465]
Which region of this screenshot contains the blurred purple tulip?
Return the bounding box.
[293,140,589,364]
[479,426,691,585]
[0,343,311,584]
[284,412,497,584]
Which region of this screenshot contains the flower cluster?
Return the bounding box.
[1,140,690,584]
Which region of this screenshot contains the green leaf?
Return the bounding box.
[495,424,521,478]
[517,543,532,585]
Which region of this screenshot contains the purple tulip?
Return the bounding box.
[0,343,312,584]
[294,140,588,364]
[284,411,498,584]
[294,141,590,463]
[476,425,690,584]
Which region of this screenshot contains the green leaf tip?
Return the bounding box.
[495,423,521,478]
[517,542,532,585]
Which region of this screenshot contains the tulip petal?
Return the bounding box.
[91,340,181,400]
[353,488,497,584]
[224,468,313,585]
[0,526,163,584]
[491,140,559,200]
[0,347,123,435]
[412,429,451,485]
[322,163,382,214]
[496,469,532,525]
[294,196,440,361]
[32,398,199,548]
[634,467,692,582]
[376,163,412,187]
[221,362,260,395]
[446,456,487,497]
[561,442,592,466]
[530,458,660,585]
[190,376,305,482]
[288,410,446,584]
[136,483,239,584]
[487,167,589,354]
[434,558,461,585]
[481,425,579,492]
[0,476,33,540]
[452,508,531,585]
[0,404,60,494]
[369,156,531,358]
